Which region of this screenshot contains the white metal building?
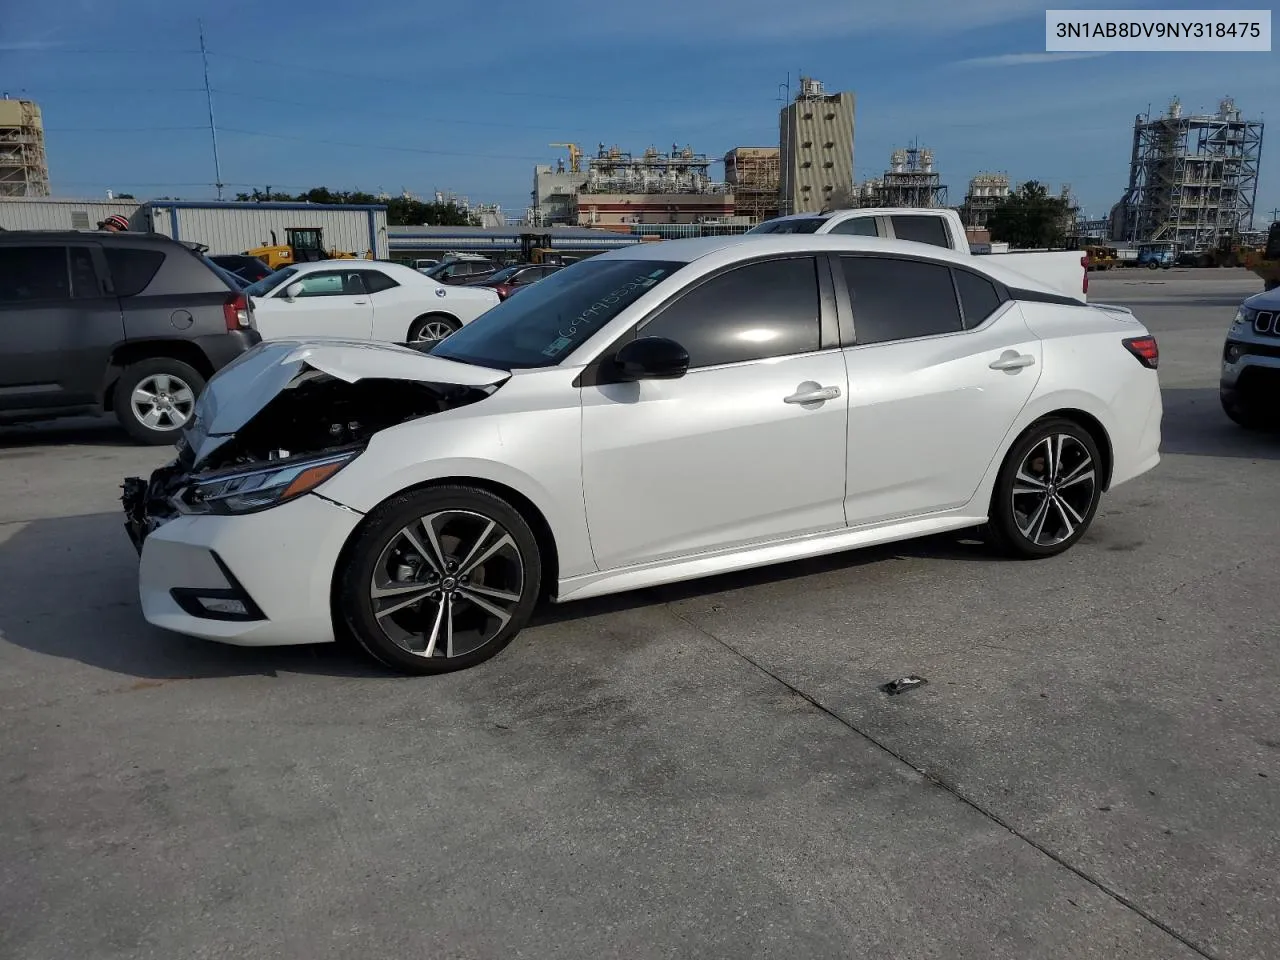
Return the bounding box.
[0,196,140,231]
[131,201,390,259]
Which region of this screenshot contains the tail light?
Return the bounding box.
[1081,254,1090,296]
[223,293,250,331]
[1122,335,1158,369]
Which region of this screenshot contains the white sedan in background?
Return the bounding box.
[245,260,499,344]
[125,234,1162,676]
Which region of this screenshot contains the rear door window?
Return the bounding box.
[0,246,71,302]
[839,256,963,345]
[889,215,951,248]
[103,248,165,297]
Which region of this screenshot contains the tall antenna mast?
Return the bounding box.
[198,20,224,200]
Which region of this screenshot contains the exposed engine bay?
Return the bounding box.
[122,370,496,550]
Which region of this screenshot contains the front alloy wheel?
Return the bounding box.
[987,419,1103,558]
[337,486,541,674]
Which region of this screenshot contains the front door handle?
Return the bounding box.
[989,352,1036,371]
[353,300,369,305]
[784,383,842,405]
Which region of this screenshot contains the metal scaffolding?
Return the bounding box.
[856,146,947,208]
[959,172,1010,229]
[723,147,779,222]
[580,143,729,195]
[0,98,50,197]
[1114,97,1263,251]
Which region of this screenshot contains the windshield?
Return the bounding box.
[748,217,826,234]
[245,267,298,297]
[430,258,686,370]
[482,266,521,283]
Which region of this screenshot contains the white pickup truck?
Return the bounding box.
[749,207,1090,301]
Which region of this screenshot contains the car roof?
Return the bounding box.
[591,234,1066,298]
[0,229,180,247]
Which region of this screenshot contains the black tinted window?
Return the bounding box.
[104,247,165,297]
[361,270,399,294]
[0,246,70,302]
[748,217,825,235]
[830,217,878,237]
[69,247,101,298]
[890,215,951,248]
[954,270,1003,327]
[641,257,821,368]
[840,257,962,345]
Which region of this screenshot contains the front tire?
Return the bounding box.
[1221,388,1270,429]
[336,485,542,675]
[407,314,460,344]
[113,358,205,445]
[985,418,1103,559]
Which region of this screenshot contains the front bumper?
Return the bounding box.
[126,483,363,647]
[1220,337,1280,392]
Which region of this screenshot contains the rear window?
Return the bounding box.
[104,247,165,297]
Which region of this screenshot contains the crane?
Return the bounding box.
[549,142,582,174]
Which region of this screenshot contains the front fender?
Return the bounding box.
[316,407,596,579]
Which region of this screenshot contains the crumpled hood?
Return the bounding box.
[183,339,509,463]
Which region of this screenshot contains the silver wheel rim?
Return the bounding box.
[1011,434,1096,547]
[411,319,456,343]
[130,373,195,431]
[369,509,525,659]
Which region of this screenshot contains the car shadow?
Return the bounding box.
[0,511,385,681]
[0,416,134,449]
[1160,386,1280,460]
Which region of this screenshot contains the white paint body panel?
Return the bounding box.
[250,260,499,343]
[135,234,1161,648]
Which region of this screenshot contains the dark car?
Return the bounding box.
[0,231,261,444]
[466,262,562,300]
[210,253,273,284]
[424,258,498,285]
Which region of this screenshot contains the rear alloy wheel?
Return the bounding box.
[337,485,541,674]
[407,314,460,344]
[986,419,1103,559]
[113,358,205,445]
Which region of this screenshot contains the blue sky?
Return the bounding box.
[3,0,1277,222]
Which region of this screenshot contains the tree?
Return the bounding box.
[987,181,1071,249]
[117,193,136,200]
[230,187,480,226]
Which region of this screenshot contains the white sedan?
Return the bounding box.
[124,234,1162,675]
[245,260,499,344]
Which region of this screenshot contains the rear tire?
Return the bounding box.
[336,485,541,675]
[406,314,460,344]
[113,357,205,445]
[985,418,1103,559]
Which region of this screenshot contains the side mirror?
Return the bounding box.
[284,281,304,301]
[613,336,690,381]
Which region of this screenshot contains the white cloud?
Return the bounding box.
[955,52,1110,68]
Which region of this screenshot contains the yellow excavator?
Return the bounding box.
[245,227,369,271]
[1243,221,1280,291]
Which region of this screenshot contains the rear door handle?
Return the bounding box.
[784,383,841,404]
[989,352,1035,371]
[353,300,369,305]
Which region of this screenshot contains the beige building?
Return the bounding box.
[778,78,854,215]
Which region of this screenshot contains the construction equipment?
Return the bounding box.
[244,228,364,270]
[1084,244,1119,270]
[1243,222,1280,290]
[548,143,582,174]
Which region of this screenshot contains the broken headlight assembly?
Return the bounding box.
[177,448,358,515]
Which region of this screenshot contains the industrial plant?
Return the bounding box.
[1112,97,1264,251]
[853,146,948,209]
[0,97,50,197]
[778,76,856,215]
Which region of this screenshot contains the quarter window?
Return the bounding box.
[889,215,951,248]
[69,247,101,299]
[640,257,821,368]
[103,247,164,297]
[0,246,70,302]
[954,270,1004,327]
[359,270,399,294]
[840,257,963,345]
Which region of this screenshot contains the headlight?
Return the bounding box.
[1231,307,1257,332]
[178,450,357,515]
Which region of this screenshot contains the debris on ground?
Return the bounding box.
[880,676,928,696]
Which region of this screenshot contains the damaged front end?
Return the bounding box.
[122,340,510,553]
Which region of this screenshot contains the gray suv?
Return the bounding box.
[0,231,261,444]
[1220,287,1280,429]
